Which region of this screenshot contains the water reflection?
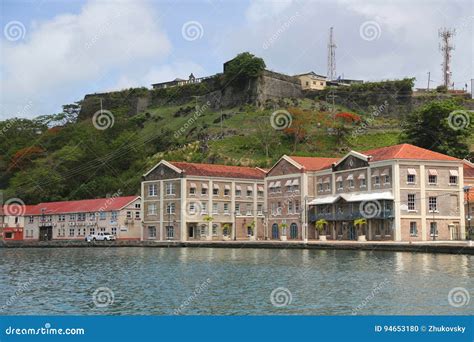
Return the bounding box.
[0,247,472,315]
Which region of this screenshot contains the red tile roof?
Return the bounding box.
[362,144,460,162]
[289,156,339,171]
[170,162,265,179]
[1,205,37,216]
[25,196,139,216]
[464,162,474,178]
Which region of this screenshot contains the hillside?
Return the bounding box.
[1,78,472,205]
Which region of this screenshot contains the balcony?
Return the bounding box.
[310,209,394,222]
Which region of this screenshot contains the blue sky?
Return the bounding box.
[0,0,472,119]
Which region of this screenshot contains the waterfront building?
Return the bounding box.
[0,205,36,241]
[309,144,465,241]
[141,160,266,241]
[463,160,474,238]
[21,196,141,241]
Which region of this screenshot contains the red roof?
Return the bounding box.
[464,162,474,178]
[289,156,339,171]
[362,144,460,162]
[25,196,139,216]
[170,161,265,179]
[1,205,37,216]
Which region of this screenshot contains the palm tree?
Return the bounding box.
[315,219,328,236]
[354,218,367,236]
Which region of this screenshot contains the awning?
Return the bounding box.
[340,191,394,202]
[236,185,242,190]
[449,170,459,176]
[190,182,196,188]
[213,183,220,189]
[247,185,253,191]
[309,195,340,205]
[292,179,299,186]
[284,180,292,186]
[371,169,380,177]
[268,182,275,188]
[224,184,231,190]
[336,176,343,182]
[201,183,208,189]
[347,174,354,180]
[407,168,417,175]
[381,169,389,176]
[274,181,281,187]
[357,173,366,180]
[258,186,264,192]
[428,169,438,176]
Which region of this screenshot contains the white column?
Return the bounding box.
[302,174,308,243]
[140,182,144,241]
[159,180,164,241]
[393,163,402,241]
[253,182,258,239]
[420,165,427,241]
[208,180,213,240]
[180,178,187,242]
[459,165,466,239]
[231,181,236,240]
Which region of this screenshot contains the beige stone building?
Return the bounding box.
[309,144,465,242]
[141,161,266,241]
[294,72,327,90]
[21,196,142,241]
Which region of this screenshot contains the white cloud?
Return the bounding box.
[245,0,295,22]
[0,0,171,119]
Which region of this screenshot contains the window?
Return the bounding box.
[212,203,218,214]
[409,222,418,237]
[295,200,300,213]
[28,216,34,223]
[428,197,437,212]
[148,184,157,196]
[166,183,176,195]
[374,176,380,186]
[111,211,118,221]
[69,214,76,221]
[271,202,277,215]
[201,187,208,195]
[288,201,293,214]
[384,175,390,184]
[77,213,86,221]
[90,227,95,235]
[348,180,354,188]
[258,190,264,197]
[135,203,141,209]
[360,179,366,188]
[167,203,176,214]
[290,223,298,239]
[148,203,158,215]
[213,188,219,196]
[235,204,240,215]
[430,222,438,237]
[428,175,437,184]
[99,211,106,220]
[201,202,207,214]
[318,183,323,192]
[111,227,117,235]
[126,211,132,219]
[257,204,263,215]
[223,203,229,214]
[246,204,252,216]
[277,202,282,215]
[58,215,65,222]
[325,183,331,191]
[337,181,343,189]
[224,188,230,196]
[247,190,253,197]
[69,228,74,237]
[408,194,416,211]
[407,174,415,184]
[235,189,241,197]
[189,187,196,195]
[166,226,174,239]
[135,211,140,220]
[449,176,458,185]
[89,213,95,220]
[189,202,196,214]
[212,224,218,236]
[148,226,156,238]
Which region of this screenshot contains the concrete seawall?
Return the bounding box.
[1,240,473,255]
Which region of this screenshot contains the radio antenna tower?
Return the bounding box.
[438,28,455,88]
[327,27,336,81]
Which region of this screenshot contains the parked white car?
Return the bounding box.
[85,233,116,242]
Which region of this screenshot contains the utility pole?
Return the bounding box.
[438,28,456,88]
[327,27,337,81]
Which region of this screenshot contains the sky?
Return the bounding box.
[0,0,472,119]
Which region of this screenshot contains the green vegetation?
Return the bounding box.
[223,52,266,87]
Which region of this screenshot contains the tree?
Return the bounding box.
[283,107,312,153]
[315,219,328,235]
[254,113,280,158]
[401,100,472,158]
[223,52,266,87]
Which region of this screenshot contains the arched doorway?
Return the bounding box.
[290,223,298,239]
[271,223,279,239]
